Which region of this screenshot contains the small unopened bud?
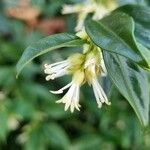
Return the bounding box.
[76,30,88,40]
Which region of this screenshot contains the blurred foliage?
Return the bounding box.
[0,0,150,150]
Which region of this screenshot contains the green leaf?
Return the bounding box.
[136,43,150,71]
[45,123,70,149]
[70,134,101,150]
[103,51,149,126]
[24,124,47,150]
[101,11,148,65]
[23,121,69,150]
[85,12,150,69]
[16,33,84,77]
[118,0,149,6]
[116,4,150,49]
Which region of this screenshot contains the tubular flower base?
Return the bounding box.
[44,32,111,112]
[84,50,111,108]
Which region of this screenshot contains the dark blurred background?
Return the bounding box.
[0,0,150,150]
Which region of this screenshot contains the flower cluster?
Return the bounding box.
[44,32,111,112]
[62,0,117,31]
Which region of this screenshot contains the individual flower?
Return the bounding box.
[44,60,69,81]
[44,53,85,112]
[84,49,111,108]
[44,53,85,81]
[50,70,85,113]
[91,74,111,108]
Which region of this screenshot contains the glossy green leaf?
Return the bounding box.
[116,4,150,49]
[103,51,149,126]
[137,43,150,71]
[85,12,150,69]
[16,33,84,77]
[101,11,150,69]
[118,0,150,6]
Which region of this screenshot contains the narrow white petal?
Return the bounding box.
[62,84,76,111]
[92,84,102,108]
[50,81,73,94]
[59,81,73,92]
[92,79,104,101]
[74,86,80,110]
[92,78,110,106]
[50,90,63,94]
[45,60,68,68]
[70,102,75,113]
[52,67,68,78]
[75,104,80,111]
[50,62,68,72]
[44,63,68,75]
[45,75,55,81]
[56,99,63,103]
[64,99,71,111]
[99,85,111,105]
[45,67,68,80]
[71,85,80,112]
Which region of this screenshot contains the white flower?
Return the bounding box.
[84,50,111,108]
[62,1,117,31]
[54,81,80,113]
[44,38,111,112]
[92,76,111,108]
[44,53,85,81]
[44,60,70,81]
[49,70,85,113]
